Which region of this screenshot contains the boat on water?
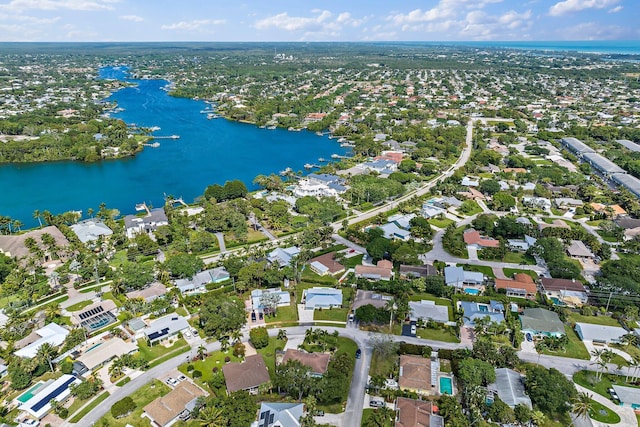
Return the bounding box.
[267,125,277,130]
[316,131,323,136]
[279,167,292,176]
[318,158,326,162]
[207,113,220,119]
[331,154,340,159]
[304,163,313,169]
[340,142,355,147]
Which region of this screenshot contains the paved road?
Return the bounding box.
[332,233,368,256]
[214,232,227,253]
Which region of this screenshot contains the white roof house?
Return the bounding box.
[15,323,69,359]
[575,323,628,344]
[76,337,138,372]
[489,368,532,409]
[250,402,304,427]
[70,220,113,243]
[304,287,343,310]
[612,385,640,408]
[175,267,229,293]
[409,301,449,323]
[251,288,291,311]
[143,314,190,344]
[268,247,300,267]
[20,374,81,419]
[444,266,484,287]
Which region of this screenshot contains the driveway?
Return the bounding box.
[297,304,315,323]
[467,246,478,260]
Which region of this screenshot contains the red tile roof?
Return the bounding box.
[463,229,500,248]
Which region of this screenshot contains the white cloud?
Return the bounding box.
[161,19,226,31]
[254,10,332,32]
[0,13,60,23]
[548,0,619,16]
[0,0,119,11]
[120,14,143,22]
[388,0,503,25]
[608,5,622,13]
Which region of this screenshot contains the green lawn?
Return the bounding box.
[179,349,243,385]
[97,380,170,427]
[255,337,287,378]
[266,303,298,323]
[458,201,483,216]
[539,325,590,360]
[301,268,338,285]
[417,327,459,343]
[69,391,109,423]
[568,313,622,327]
[314,308,348,322]
[428,217,455,229]
[573,370,640,400]
[458,263,495,278]
[503,252,537,265]
[65,300,94,312]
[588,399,621,424]
[370,352,397,377]
[110,250,128,268]
[361,408,394,427]
[343,254,364,269]
[502,268,538,280]
[137,338,189,363]
[102,291,123,307]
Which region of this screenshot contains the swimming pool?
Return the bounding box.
[465,288,480,295]
[16,382,44,403]
[440,376,453,395]
[86,342,103,353]
[478,305,488,312]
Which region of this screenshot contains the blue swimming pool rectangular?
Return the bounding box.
[465,288,480,295]
[440,376,453,395]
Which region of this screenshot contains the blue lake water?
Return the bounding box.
[0,66,346,227]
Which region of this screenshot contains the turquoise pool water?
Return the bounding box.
[465,288,480,295]
[440,376,453,395]
[16,382,43,403]
[478,305,488,312]
[86,342,103,353]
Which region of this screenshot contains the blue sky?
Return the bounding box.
[0,0,637,42]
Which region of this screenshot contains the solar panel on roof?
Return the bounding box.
[30,376,76,412]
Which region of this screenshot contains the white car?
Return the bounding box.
[410,324,417,335]
[166,377,178,386]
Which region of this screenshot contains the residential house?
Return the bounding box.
[357,159,397,175]
[19,374,81,419]
[355,260,394,281]
[566,240,596,261]
[251,288,291,313]
[421,204,445,219]
[309,253,345,276]
[71,300,118,332]
[459,301,505,327]
[488,368,532,409]
[463,229,500,249]
[614,217,640,240]
[223,354,271,394]
[457,188,485,201]
[538,219,571,231]
[143,381,206,426]
[251,402,304,427]
[494,274,537,299]
[611,385,640,409]
[75,337,138,373]
[281,349,330,377]
[175,267,230,294]
[507,235,537,252]
[590,203,627,218]
[554,198,584,209]
[268,246,301,268]
[522,197,551,211]
[143,314,190,345]
[444,266,484,289]
[520,308,565,338]
[70,219,113,243]
[293,174,347,198]
[352,290,394,311]
[461,176,480,187]
[409,300,449,323]
[399,264,438,279]
[15,323,69,359]
[399,355,436,396]
[303,287,343,310]
[379,222,412,241]
[126,282,167,303]
[124,208,168,239]
[540,278,588,306]
[574,323,628,345]
[0,225,70,265]
[395,398,444,427]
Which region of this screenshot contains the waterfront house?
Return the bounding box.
[124,208,168,239]
[70,219,113,243]
[0,225,70,266]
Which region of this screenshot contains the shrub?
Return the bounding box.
[60,360,74,375]
[57,407,68,419]
[249,326,269,349]
[212,367,218,373]
[233,341,245,358]
[186,364,194,372]
[192,370,202,378]
[111,396,136,419]
[224,356,230,363]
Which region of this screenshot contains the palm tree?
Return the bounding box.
[33,210,43,228]
[196,406,226,427]
[531,410,546,426]
[197,345,207,361]
[111,280,126,297]
[385,298,397,330]
[230,329,242,344]
[44,302,60,323]
[571,391,592,422]
[36,342,57,372]
[109,358,124,379]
